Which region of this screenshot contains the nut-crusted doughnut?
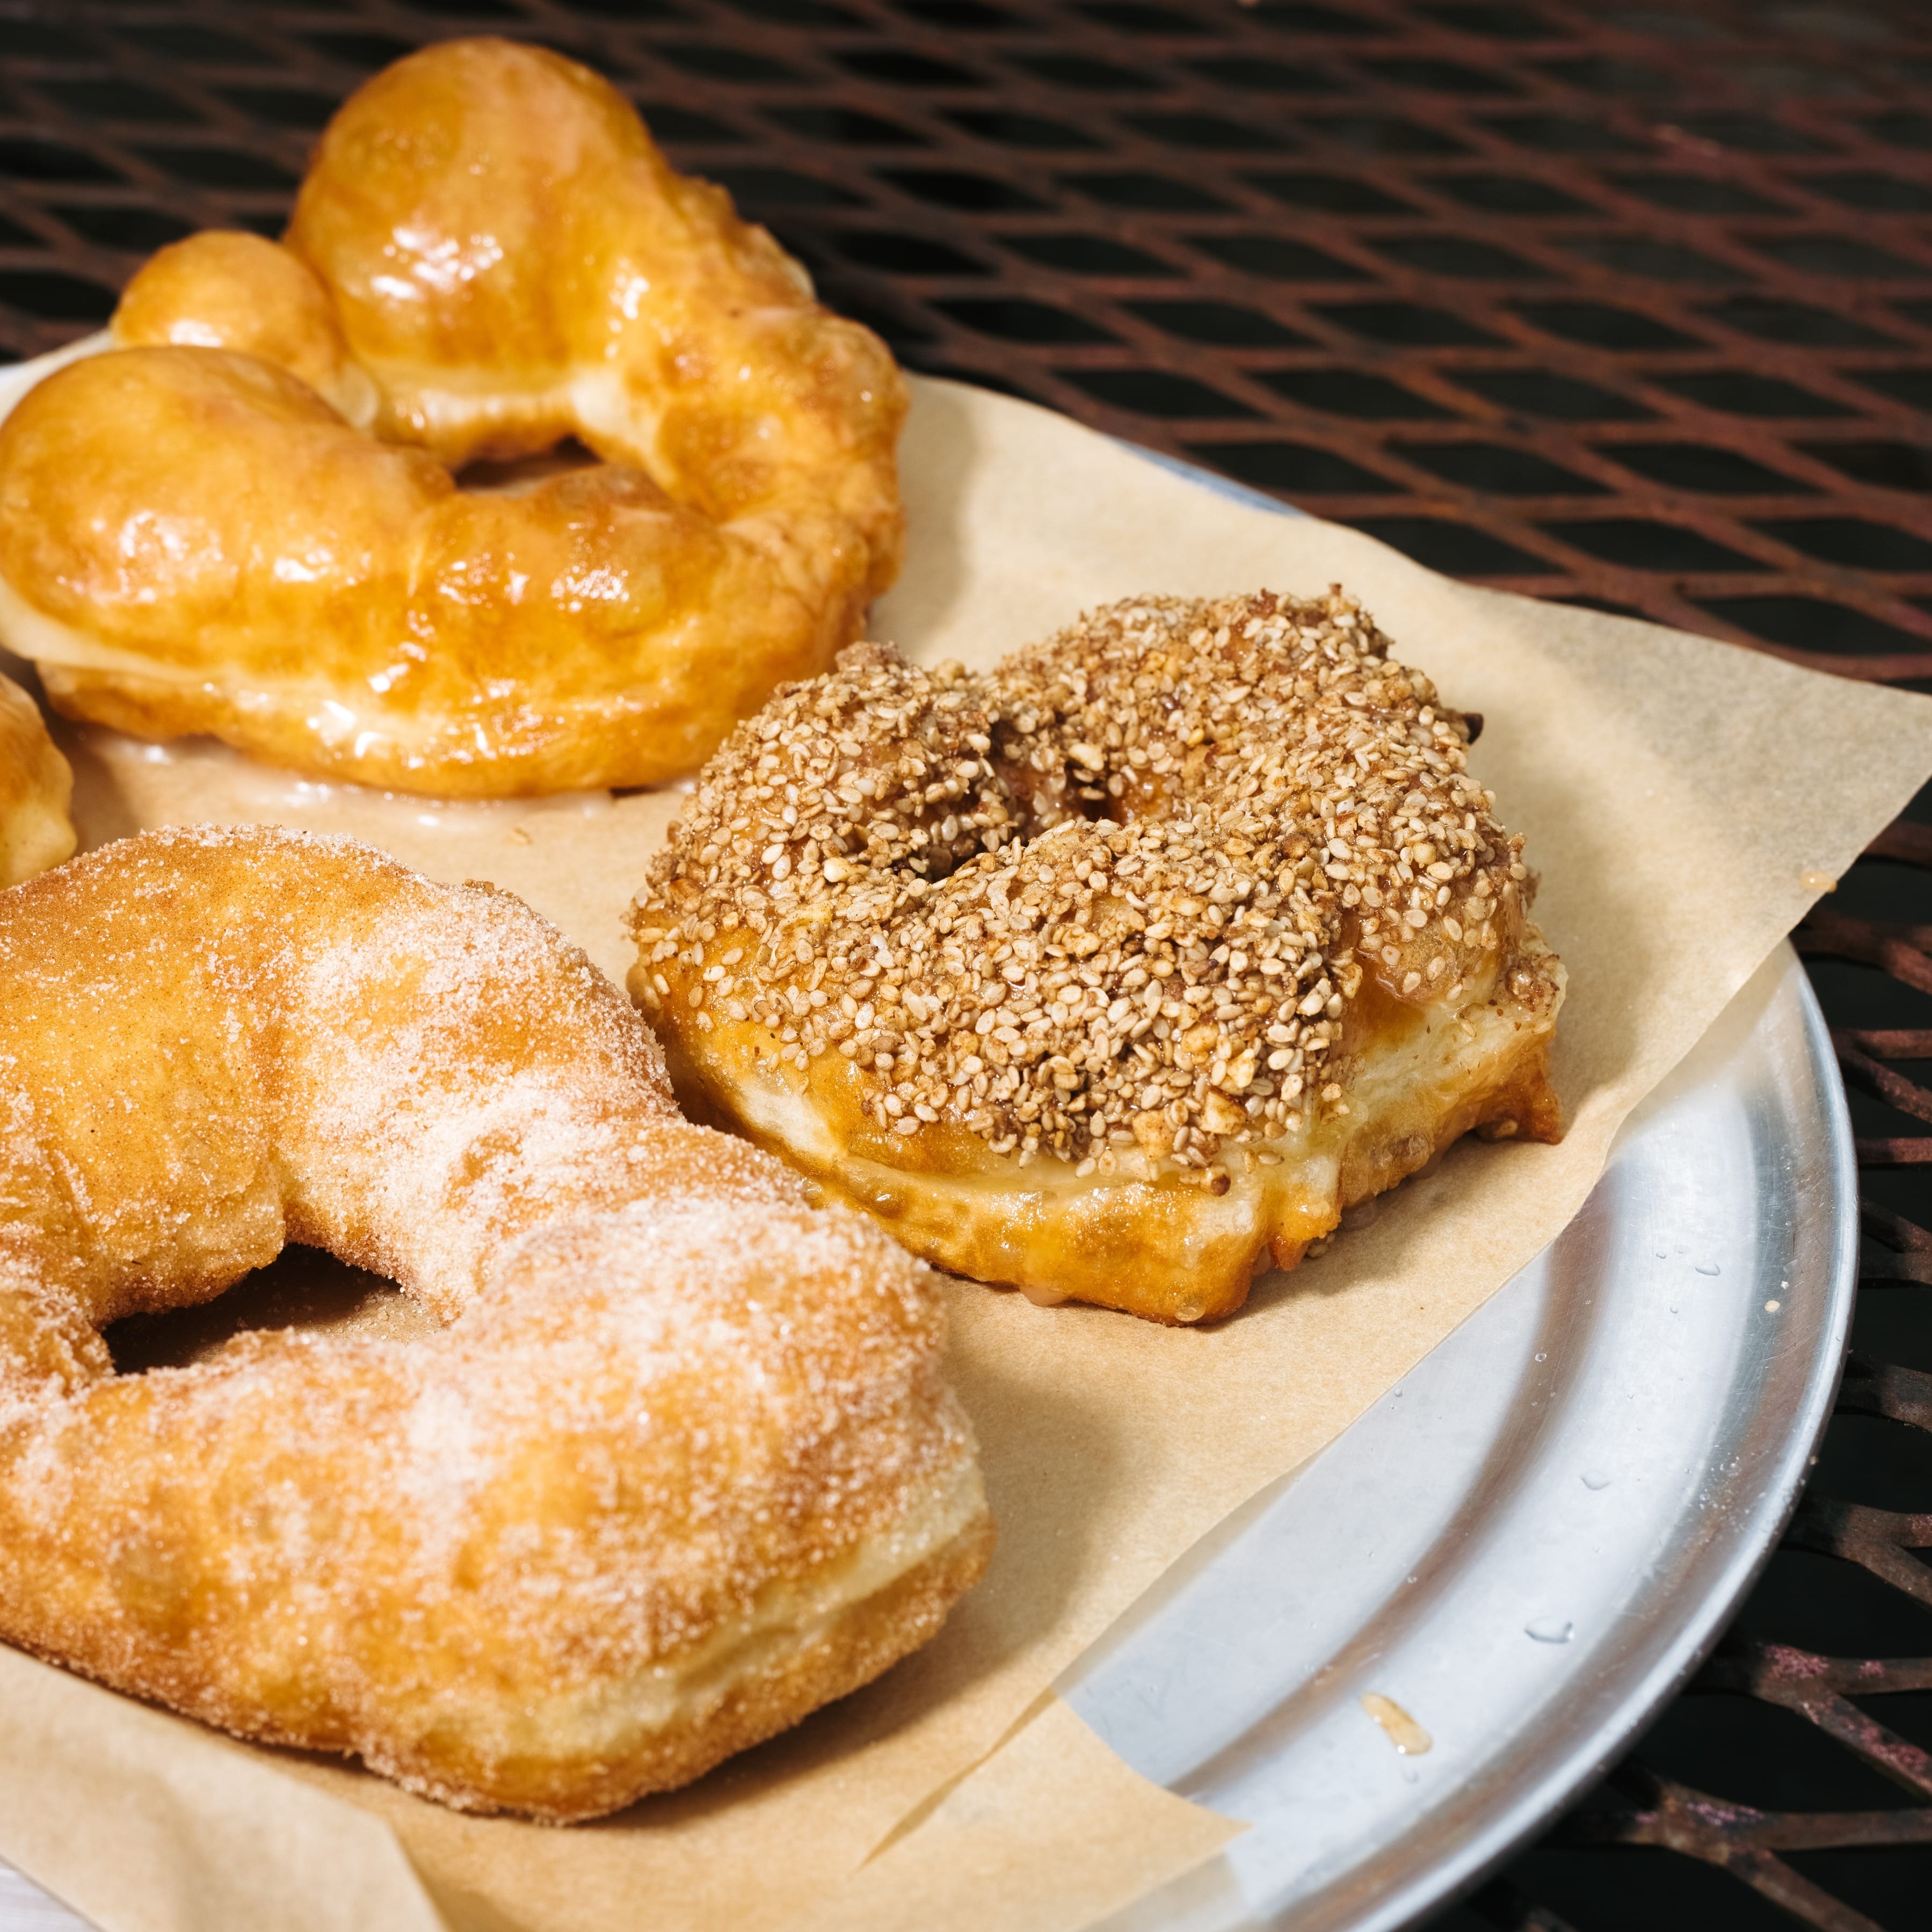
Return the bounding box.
[630,591,1564,1324]
[0,669,72,888]
[0,826,990,1820]
[0,39,905,797]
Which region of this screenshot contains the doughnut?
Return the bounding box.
[0,38,906,797]
[0,669,73,887]
[629,591,1565,1324]
[0,826,991,1820]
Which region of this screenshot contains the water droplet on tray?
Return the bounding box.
[1580,1469,1611,1490]
[1695,1262,1721,1276]
[1526,1617,1573,1645]
[1534,1351,1548,1363]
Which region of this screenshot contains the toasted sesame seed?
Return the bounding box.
[633,591,1536,1169]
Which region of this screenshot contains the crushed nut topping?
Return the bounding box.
[631,590,1532,1170]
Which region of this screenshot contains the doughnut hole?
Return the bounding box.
[106,1246,434,1376]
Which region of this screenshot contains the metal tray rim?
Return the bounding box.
[1363,952,1857,1929]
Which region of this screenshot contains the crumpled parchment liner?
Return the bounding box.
[1,373,1927,1932]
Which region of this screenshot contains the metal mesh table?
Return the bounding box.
[5,3,1932,1927]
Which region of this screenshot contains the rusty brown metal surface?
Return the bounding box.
[1,0,1930,682]
[2,2,1931,1927]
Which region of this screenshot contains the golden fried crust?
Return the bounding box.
[0,670,72,888]
[655,947,1561,1323]
[0,826,989,1819]
[113,229,380,430]
[286,38,905,565]
[631,591,1564,1323]
[0,348,853,794]
[0,39,906,797]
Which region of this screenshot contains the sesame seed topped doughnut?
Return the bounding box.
[630,590,1564,1324]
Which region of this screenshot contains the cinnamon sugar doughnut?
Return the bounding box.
[0,39,904,796]
[0,669,72,887]
[0,826,989,1820]
[630,591,1564,1324]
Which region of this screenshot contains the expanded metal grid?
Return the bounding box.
[2,2,1931,1927]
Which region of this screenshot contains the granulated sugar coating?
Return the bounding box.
[633,591,1564,1322]
[0,825,992,1821]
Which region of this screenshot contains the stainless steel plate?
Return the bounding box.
[1063,944,1856,1932]
[0,433,1855,1932]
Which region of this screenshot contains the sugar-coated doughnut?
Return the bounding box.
[0,39,905,797]
[0,669,72,888]
[630,591,1564,1324]
[0,826,990,1820]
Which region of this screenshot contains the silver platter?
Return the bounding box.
[1063,943,1855,1932]
[0,439,1855,1932]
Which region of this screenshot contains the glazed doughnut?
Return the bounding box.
[630,591,1564,1324]
[0,826,990,1820]
[0,38,905,796]
[0,669,73,887]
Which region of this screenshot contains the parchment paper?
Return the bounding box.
[781,1697,1242,1932]
[2,372,1929,1932]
